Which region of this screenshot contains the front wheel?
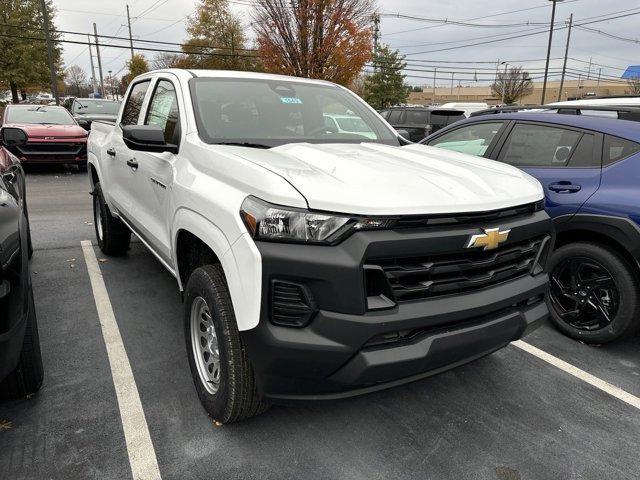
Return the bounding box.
[547,242,640,344]
[184,264,268,423]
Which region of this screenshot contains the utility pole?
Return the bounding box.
[40,0,59,105]
[586,57,592,80]
[450,72,454,95]
[93,23,105,98]
[501,62,508,105]
[87,35,98,96]
[372,14,380,54]
[126,4,135,61]
[596,68,602,94]
[557,13,572,102]
[541,0,564,104]
[432,67,437,104]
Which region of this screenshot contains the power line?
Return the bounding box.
[402,9,640,56]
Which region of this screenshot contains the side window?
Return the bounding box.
[404,110,428,125]
[121,80,151,126]
[379,110,390,120]
[428,122,504,157]
[567,133,598,167]
[145,80,180,144]
[499,123,582,167]
[387,110,402,124]
[603,135,640,166]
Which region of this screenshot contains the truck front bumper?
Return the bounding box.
[241,209,553,400]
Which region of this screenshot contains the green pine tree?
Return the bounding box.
[362,46,409,110]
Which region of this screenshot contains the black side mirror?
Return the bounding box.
[0,127,28,147]
[121,124,178,154]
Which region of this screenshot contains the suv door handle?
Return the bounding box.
[106,148,116,157]
[548,182,581,193]
[126,158,138,170]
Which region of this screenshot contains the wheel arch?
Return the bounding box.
[554,214,640,277]
[172,208,261,331]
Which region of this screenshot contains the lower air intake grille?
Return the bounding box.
[270,281,315,327]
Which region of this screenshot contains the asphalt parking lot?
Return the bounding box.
[1,169,640,480]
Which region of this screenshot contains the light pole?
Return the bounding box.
[108,70,115,100]
[499,61,508,105]
[541,0,564,104]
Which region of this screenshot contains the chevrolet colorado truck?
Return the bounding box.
[2,105,88,169]
[88,69,553,423]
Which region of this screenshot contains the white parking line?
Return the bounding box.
[81,240,162,480]
[513,340,640,410]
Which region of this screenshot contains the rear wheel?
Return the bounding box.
[547,242,640,343]
[0,283,44,400]
[184,264,268,423]
[92,182,131,256]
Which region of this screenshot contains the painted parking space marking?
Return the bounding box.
[81,240,162,480]
[513,340,640,410]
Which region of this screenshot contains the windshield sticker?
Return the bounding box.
[280,97,303,104]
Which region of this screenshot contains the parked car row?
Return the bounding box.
[2,69,638,428]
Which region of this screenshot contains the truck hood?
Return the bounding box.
[4,123,87,140]
[225,142,544,215]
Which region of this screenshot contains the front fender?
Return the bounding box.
[172,208,262,331]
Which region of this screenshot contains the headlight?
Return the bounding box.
[240,196,395,244]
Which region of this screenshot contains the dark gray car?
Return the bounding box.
[380,106,465,142]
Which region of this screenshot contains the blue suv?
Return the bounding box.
[422,108,640,344]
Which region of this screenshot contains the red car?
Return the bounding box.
[2,105,88,169]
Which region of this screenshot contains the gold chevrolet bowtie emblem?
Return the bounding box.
[466,227,510,251]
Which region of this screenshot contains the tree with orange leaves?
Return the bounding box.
[253,0,375,86]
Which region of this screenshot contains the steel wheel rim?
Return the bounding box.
[190,296,220,394]
[94,194,103,241]
[549,255,619,331]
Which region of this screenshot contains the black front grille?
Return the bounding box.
[394,202,541,229]
[270,281,316,327]
[16,143,84,156]
[367,237,546,302]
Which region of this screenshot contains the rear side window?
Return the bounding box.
[603,135,640,166]
[499,123,582,167]
[387,110,403,124]
[145,80,180,144]
[567,133,598,167]
[404,110,429,124]
[121,80,151,126]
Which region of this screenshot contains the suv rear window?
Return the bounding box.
[603,135,640,166]
[387,110,403,124]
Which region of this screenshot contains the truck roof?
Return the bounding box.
[142,68,338,88]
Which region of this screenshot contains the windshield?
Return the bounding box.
[190,77,399,147]
[72,99,121,115]
[5,106,76,125]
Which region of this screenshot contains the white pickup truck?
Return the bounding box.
[88,69,553,423]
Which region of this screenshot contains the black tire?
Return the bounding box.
[0,283,44,400]
[184,264,268,423]
[93,182,131,256]
[547,242,640,344]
